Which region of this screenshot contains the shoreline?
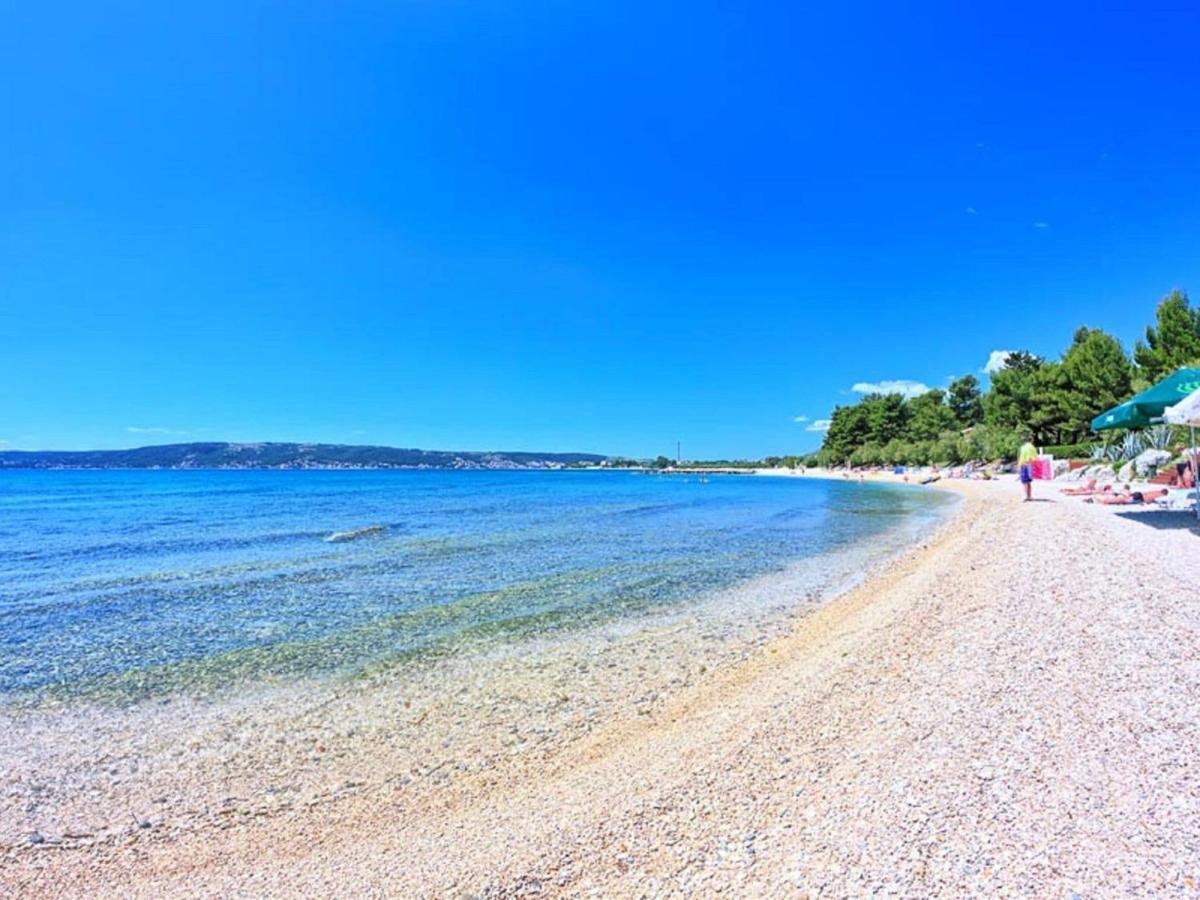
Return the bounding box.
[0,481,960,829]
[0,473,952,709]
[5,477,1200,895]
[1,481,967,869]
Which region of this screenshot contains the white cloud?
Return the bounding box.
[965,206,977,215]
[983,350,1015,374]
[806,419,831,433]
[793,415,809,423]
[1033,221,1049,229]
[851,379,931,399]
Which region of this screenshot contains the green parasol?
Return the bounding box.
[1091,368,1200,431]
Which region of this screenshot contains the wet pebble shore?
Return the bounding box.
[5,481,1199,897]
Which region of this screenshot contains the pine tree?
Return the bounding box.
[1134,289,1200,383]
[1060,326,1131,439]
[906,389,957,441]
[947,375,983,427]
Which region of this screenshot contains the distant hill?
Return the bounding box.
[0,442,608,470]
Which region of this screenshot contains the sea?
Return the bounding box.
[0,470,955,704]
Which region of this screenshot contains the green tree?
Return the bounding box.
[1059,326,1132,440]
[947,374,984,427]
[906,389,957,441]
[850,443,884,467]
[933,430,964,465]
[982,351,1044,432]
[956,424,1020,461]
[1134,289,1200,383]
[982,351,1075,445]
[881,438,908,464]
[1003,350,1044,374]
[956,428,987,462]
[860,393,909,445]
[821,404,871,463]
[907,440,933,466]
[1026,362,1074,445]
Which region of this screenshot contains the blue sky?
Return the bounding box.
[3,2,1199,458]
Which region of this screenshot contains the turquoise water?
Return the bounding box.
[0,470,952,702]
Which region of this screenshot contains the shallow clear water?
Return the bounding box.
[0,470,953,702]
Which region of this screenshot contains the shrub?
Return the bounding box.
[933,431,963,465]
[880,438,908,465]
[904,441,933,465]
[812,450,836,468]
[956,429,987,462]
[1044,442,1092,459]
[966,424,1021,461]
[850,443,884,467]
[1119,431,1144,461]
[1143,424,1172,451]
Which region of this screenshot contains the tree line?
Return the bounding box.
[811,289,1199,467]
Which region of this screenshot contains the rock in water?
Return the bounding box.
[325,525,387,543]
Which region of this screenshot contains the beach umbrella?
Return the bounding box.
[1091,367,1200,431]
[1164,385,1200,520]
[1163,385,1200,426]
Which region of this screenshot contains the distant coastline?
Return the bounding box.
[0,441,608,471]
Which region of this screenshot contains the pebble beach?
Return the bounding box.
[3,476,1199,897]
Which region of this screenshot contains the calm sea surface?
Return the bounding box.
[0,470,954,702]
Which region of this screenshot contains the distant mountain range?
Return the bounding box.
[0,442,608,470]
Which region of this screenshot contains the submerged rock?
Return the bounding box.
[325,525,387,543]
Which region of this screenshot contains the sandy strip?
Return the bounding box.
[4,479,1199,897]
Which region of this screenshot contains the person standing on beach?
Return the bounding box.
[1017,439,1037,501]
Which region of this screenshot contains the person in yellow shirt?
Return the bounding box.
[1017,439,1037,501]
